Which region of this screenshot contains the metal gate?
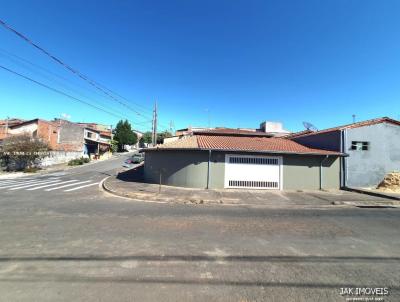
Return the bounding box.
[224,154,282,190]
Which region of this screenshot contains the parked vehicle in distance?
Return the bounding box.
[122,153,144,168]
[131,153,145,163]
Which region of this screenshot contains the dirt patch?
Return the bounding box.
[377,172,400,192]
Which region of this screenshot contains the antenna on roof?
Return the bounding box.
[303,121,318,132]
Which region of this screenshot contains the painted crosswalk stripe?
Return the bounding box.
[45,180,91,191]
[8,179,62,190]
[26,180,79,191]
[0,179,32,186]
[63,182,99,192]
[0,180,20,185]
[0,178,59,189]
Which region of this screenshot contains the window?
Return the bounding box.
[351,141,369,151]
[229,157,278,165]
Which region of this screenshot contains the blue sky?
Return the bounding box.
[1,0,399,133]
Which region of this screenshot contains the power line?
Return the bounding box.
[0,19,153,119]
[0,48,134,120]
[0,47,141,116]
[0,64,130,120]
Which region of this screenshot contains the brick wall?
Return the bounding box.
[37,120,59,149]
[57,121,85,152]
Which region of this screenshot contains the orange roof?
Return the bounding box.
[292,117,400,139]
[99,131,112,137]
[156,136,198,149]
[148,135,342,156]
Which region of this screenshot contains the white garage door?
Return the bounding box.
[224,154,282,190]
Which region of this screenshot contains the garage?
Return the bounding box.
[224,154,282,189]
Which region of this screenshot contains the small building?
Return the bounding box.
[6,119,62,150]
[143,133,343,190]
[1,118,111,164]
[289,117,400,188]
[174,121,290,139]
[166,121,291,146]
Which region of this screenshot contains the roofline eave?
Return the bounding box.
[141,147,346,157]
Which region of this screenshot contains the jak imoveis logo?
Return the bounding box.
[340,287,389,296]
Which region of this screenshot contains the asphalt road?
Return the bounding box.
[0,155,399,302]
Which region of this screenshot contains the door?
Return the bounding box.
[224,154,282,190]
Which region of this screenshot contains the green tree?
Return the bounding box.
[113,120,138,152]
[157,130,172,144]
[110,139,119,153]
[140,131,153,146]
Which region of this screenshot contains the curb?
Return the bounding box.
[100,177,361,209]
[343,187,400,201]
[101,176,169,204]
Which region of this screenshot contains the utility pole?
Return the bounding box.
[152,101,158,146]
[5,116,9,138]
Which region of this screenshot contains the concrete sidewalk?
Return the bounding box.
[102,167,400,208]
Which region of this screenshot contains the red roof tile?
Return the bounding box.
[148,134,342,155]
[156,136,199,149]
[292,117,400,139]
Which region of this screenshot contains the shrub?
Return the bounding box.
[0,134,49,171]
[68,157,90,166]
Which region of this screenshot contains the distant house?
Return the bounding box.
[0,118,112,164]
[175,121,290,139]
[5,119,61,150]
[0,118,26,140]
[289,117,400,188]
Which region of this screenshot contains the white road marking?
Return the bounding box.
[0,179,39,187]
[26,180,79,190]
[0,180,20,185]
[0,178,59,189]
[63,182,99,192]
[45,180,91,191]
[45,172,67,177]
[8,179,62,190]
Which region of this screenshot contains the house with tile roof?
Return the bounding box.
[142,131,345,191]
[289,117,400,188]
[174,121,291,139]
